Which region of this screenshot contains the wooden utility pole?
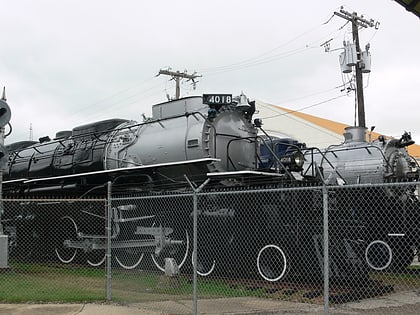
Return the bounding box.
[157,69,201,100]
[334,8,377,128]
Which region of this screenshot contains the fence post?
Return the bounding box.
[184,175,210,315]
[106,181,112,301]
[323,185,329,315]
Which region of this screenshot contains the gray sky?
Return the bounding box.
[1,0,419,144]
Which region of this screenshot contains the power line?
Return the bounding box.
[261,94,347,120]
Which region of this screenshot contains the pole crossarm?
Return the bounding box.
[334,10,377,29]
[157,69,202,100]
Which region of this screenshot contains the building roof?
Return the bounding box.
[256,100,420,159]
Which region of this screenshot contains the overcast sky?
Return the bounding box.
[1,0,419,145]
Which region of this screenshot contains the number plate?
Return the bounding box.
[202,94,232,105]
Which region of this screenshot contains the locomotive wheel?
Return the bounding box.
[151,229,189,272]
[115,249,144,270]
[191,250,216,276]
[55,216,78,264]
[113,219,146,270]
[365,239,414,271]
[257,244,288,282]
[87,250,106,267]
[365,240,392,271]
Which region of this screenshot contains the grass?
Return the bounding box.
[111,269,268,303]
[370,268,420,289]
[1,261,419,304]
[0,262,266,303]
[0,262,106,303]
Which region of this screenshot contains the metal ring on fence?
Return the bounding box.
[257,244,287,282]
[365,240,393,271]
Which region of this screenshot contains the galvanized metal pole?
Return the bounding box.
[323,185,329,315]
[0,126,3,234]
[192,189,198,315]
[184,175,210,315]
[0,127,8,269]
[0,88,11,268]
[106,181,112,301]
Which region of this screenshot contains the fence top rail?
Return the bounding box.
[111,181,420,200]
[327,181,420,190]
[0,198,106,202]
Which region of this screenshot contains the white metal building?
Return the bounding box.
[255,100,420,159]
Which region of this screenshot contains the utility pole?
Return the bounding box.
[334,8,377,128]
[157,69,201,100]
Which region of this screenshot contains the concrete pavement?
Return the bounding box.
[0,290,419,314]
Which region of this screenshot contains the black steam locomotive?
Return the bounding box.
[2,93,419,283]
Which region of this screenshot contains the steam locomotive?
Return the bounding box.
[2,93,419,282]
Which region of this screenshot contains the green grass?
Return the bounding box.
[1,262,419,304]
[111,269,268,303]
[0,262,267,303]
[0,263,106,303]
[369,268,420,290]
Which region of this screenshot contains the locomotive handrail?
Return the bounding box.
[321,144,395,176]
[257,135,298,178]
[229,140,251,170]
[21,158,220,183]
[302,143,410,184]
[224,135,257,168]
[105,156,143,166]
[226,136,295,179]
[256,126,275,155]
[301,146,346,184]
[410,155,420,168]
[7,110,207,155]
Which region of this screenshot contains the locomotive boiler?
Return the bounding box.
[306,126,419,185]
[4,93,269,195]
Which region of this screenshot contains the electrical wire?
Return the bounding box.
[197,16,350,77]
[261,94,347,120]
[257,95,347,143]
[198,23,326,73]
[29,9,380,142]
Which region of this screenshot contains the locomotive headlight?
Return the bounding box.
[293,151,305,168]
[279,151,304,170]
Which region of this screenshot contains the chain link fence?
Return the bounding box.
[0,198,107,302]
[110,181,420,310]
[0,182,419,313]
